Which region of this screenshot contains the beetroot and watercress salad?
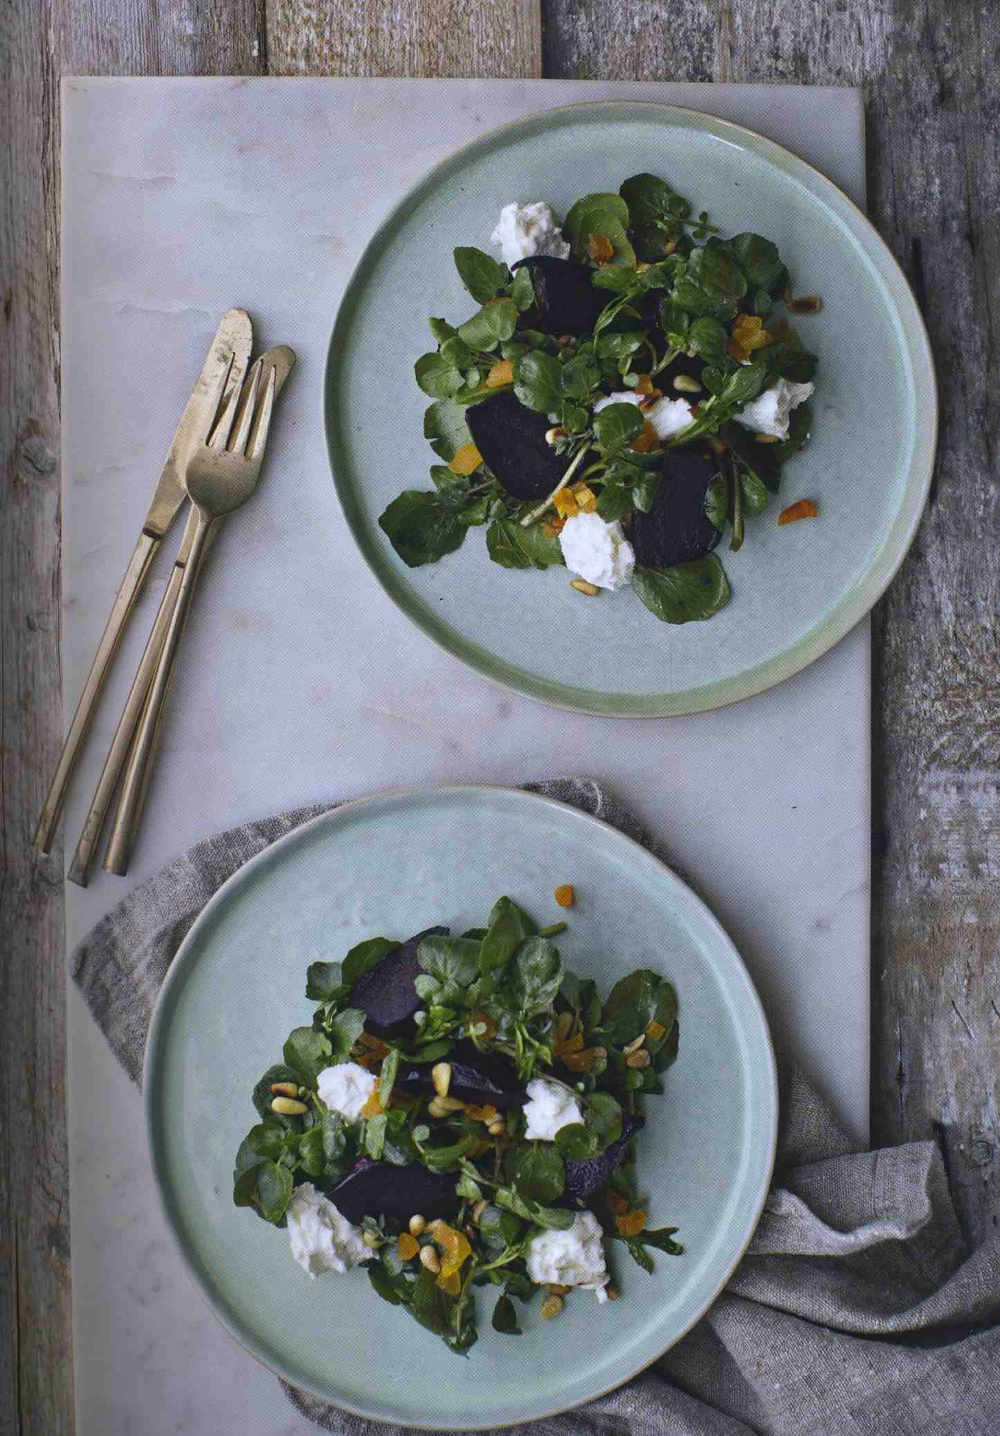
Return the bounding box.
[233,894,680,1354]
[378,173,820,624]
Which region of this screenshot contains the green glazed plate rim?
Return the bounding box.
[325,100,937,717]
[144,784,778,1428]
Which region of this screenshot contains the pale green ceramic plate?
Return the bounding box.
[145,786,777,1429]
[326,102,936,715]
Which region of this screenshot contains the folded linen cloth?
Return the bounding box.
[72,781,1000,1436]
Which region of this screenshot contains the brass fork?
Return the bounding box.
[103,344,295,875]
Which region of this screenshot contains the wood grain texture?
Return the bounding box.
[547,0,1000,1247]
[1,2,74,1434]
[266,0,542,77]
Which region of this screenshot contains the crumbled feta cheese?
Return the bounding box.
[522,1076,585,1140]
[558,512,635,592]
[490,202,571,266]
[592,390,642,415]
[526,1210,610,1300]
[286,1182,372,1277]
[316,1061,376,1121]
[734,379,814,440]
[645,395,694,439]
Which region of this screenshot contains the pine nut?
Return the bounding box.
[409,1214,427,1236]
[362,1229,381,1249]
[545,426,567,446]
[270,1096,308,1116]
[788,294,822,314]
[471,1201,488,1223]
[431,1062,452,1098]
[540,1294,564,1319]
[269,1081,299,1098]
[672,374,701,393]
[419,1244,441,1273]
[625,1048,651,1069]
[623,1034,645,1055]
[487,1117,506,1137]
[570,579,600,596]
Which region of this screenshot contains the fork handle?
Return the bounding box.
[33,530,160,853]
[103,511,213,875]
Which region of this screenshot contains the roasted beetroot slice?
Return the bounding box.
[512,256,606,335]
[396,1039,524,1110]
[629,446,723,568]
[563,1115,644,1206]
[466,391,566,500]
[348,925,448,1037]
[329,1160,459,1225]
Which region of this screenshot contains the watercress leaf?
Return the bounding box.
[564,192,636,265]
[620,173,692,226]
[593,402,644,454]
[486,518,564,571]
[492,1295,521,1334]
[496,1187,575,1229]
[429,462,469,494]
[724,361,767,406]
[631,470,662,514]
[233,1152,266,1207]
[429,316,458,344]
[560,352,602,400]
[305,961,343,1002]
[562,402,590,434]
[693,239,748,304]
[252,1064,302,1119]
[453,246,509,303]
[601,970,678,1047]
[591,266,639,293]
[418,1131,476,1172]
[511,936,563,1018]
[510,264,536,312]
[246,1122,287,1160]
[729,232,787,294]
[456,1170,485,1202]
[642,1225,684,1254]
[687,316,729,365]
[773,402,812,461]
[504,1271,534,1301]
[255,1160,294,1224]
[368,1263,405,1306]
[378,1047,400,1106]
[382,1108,419,1166]
[364,1112,388,1160]
[505,1142,565,1201]
[596,478,632,522]
[283,1026,333,1083]
[554,1122,599,1160]
[424,399,472,461]
[513,350,562,415]
[439,334,478,371]
[585,1090,624,1149]
[762,344,817,383]
[479,896,535,979]
[342,937,397,988]
[414,351,464,399]
[457,298,518,352]
[738,460,771,514]
[320,1109,350,1168]
[633,562,729,624]
[379,490,467,568]
[415,935,480,1008]
[458,496,491,527]
[410,1267,450,1336]
[327,1007,366,1063]
[298,1124,327,1177]
[705,472,729,531]
[625,1236,655,1273]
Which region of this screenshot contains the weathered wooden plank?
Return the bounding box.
[545,0,1000,1246]
[1,1,75,1432]
[266,0,542,77]
[59,0,267,75]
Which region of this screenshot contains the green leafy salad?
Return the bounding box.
[233,892,681,1354]
[378,173,821,625]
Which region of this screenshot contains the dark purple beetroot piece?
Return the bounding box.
[511,256,606,335]
[563,1115,644,1206]
[396,1039,524,1110]
[330,1159,459,1225]
[629,446,723,568]
[348,926,448,1037]
[466,391,566,501]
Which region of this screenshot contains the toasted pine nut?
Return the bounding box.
[269,1081,299,1098]
[486,1117,506,1137]
[431,1062,452,1098]
[540,1294,564,1319]
[419,1244,441,1273]
[622,1034,646,1055]
[788,294,822,314]
[270,1096,308,1116]
[409,1214,427,1236]
[570,579,600,596]
[672,374,701,393]
[625,1048,651,1069]
[471,1200,488,1223]
[362,1229,381,1249]
[545,426,567,446]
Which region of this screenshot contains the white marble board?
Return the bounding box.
[61,78,869,1436]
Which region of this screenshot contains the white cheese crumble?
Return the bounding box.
[286,1182,372,1277]
[734,379,814,440]
[526,1210,611,1301]
[645,395,694,439]
[522,1076,585,1140]
[490,202,571,266]
[558,512,635,592]
[316,1061,376,1121]
[592,390,642,415]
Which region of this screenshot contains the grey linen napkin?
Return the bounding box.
[73,781,1000,1436]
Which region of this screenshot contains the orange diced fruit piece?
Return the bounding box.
[571,485,598,513]
[554,884,575,908]
[448,442,483,476]
[397,1232,420,1261]
[586,233,615,263]
[778,499,818,526]
[635,374,654,395]
[553,489,579,518]
[437,1269,461,1296]
[631,420,659,453]
[615,1208,648,1237]
[465,1102,499,1124]
[437,1225,472,1279]
[646,1019,666,1041]
[360,1089,384,1119]
[486,358,514,389]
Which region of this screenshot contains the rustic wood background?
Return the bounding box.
[2,1,997,1430]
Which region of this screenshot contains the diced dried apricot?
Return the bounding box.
[586,233,615,263]
[437,1269,461,1295]
[728,313,772,363]
[615,1208,648,1237]
[554,884,575,908]
[630,420,659,453]
[570,485,597,513]
[606,1190,629,1215]
[397,1232,420,1261]
[778,499,818,525]
[436,1225,472,1280]
[562,1045,607,1073]
[464,1103,499,1124]
[646,1019,667,1042]
[486,358,514,389]
[634,374,654,396]
[553,489,579,518]
[554,1030,584,1060]
[360,1089,384,1119]
[448,442,483,476]
[541,515,566,538]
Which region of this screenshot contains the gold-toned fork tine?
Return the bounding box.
[103,345,295,876]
